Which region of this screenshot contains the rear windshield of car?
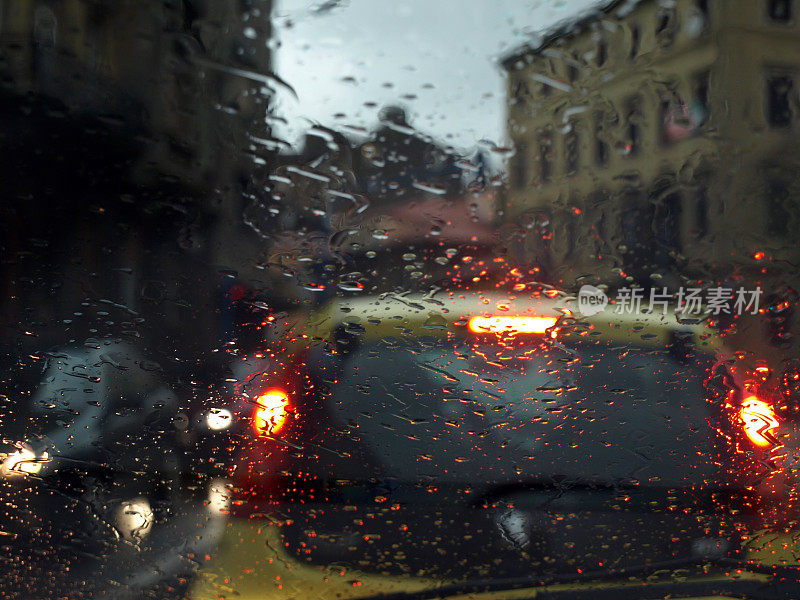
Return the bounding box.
[309,336,723,490]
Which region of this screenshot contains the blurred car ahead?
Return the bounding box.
[1,339,178,496]
[0,340,222,598]
[189,291,800,599]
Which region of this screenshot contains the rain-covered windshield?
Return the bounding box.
[3,0,800,598]
[311,339,721,488]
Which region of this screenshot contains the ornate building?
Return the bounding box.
[502,0,800,296]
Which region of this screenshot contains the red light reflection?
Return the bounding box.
[467,315,557,335]
[253,388,290,435]
[740,395,781,448]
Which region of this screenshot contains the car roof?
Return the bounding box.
[296,290,722,354]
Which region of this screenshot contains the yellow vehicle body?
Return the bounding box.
[190,519,772,600]
[190,290,795,599]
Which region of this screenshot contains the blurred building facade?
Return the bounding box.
[0,1,277,365]
[0,0,273,188]
[502,0,800,295]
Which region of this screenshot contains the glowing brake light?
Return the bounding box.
[253,388,289,436]
[467,315,557,335]
[740,395,781,448]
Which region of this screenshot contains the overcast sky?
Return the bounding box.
[272,0,603,152]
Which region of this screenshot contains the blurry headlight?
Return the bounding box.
[1,445,50,477]
[205,408,234,431]
[206,478,231,515]
[115,497,154,540]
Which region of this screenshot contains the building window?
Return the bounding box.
[594,113,608,166]
[660,75,710,144]
[766,74,795,127]
[568,61,579,83]
[694,187,709,239]
[565,124,579,173]
[630,25,640,60]
[655,8,677,47]
[768,0,792,22]
[539,131,552,182]
[595,134,608,166]
[659,99,672,144]
[512,139,528,189]
[694,71,710,123]
[512,79,530,109]
[538,74,552,98]
[620,199,653,283]
[625,97,642,155]
[564,212,578,259]
[596,137,608,165]
[568,66,579,82]
[766,178,791,236]
[597,40,607,67]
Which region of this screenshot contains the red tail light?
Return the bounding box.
[253,388,290,436]
[740,395,781,448]
[467,315,557,335]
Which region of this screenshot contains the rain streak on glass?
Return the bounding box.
[2,1,800,599]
